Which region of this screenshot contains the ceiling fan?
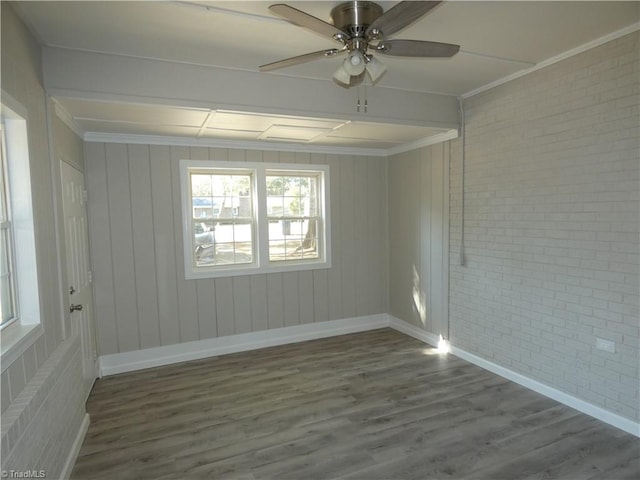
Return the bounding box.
[259,1,460,87]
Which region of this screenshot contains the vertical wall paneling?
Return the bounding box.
[419,148,432,331]
[249,274,269,331]
[149,145,180,346]
[172,146,199,342]
[282,271,300,327]
[442,142,450,336]
[326,154,343,321]
[354,156,368,316]
[430,144,445,334]
[128,144,161,349]
[85,144,389,354]
[214,277,235,337]
[297,271,314,325]
[105,143,140,352]
[266,272,285,330]
[85,142,118,354]
[233,276,253,334]
[388,145,449,336]
[340,155,357,318]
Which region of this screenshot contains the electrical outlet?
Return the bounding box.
[595,338,616,353]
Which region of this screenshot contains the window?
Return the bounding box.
[1,94,42,366]
[0,125,17,329]
[181,160,330,279]
[266,172,321,262]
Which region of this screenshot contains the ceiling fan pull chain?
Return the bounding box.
[364,81,368,113]
[357,85,361,112]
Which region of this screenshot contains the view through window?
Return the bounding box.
[181,161,330,279]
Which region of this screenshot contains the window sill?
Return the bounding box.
[185,259,331,280]
[1,323,43,371]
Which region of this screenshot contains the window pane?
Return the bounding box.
[0,227,14,324]
[269,219,319,262]
[0,125,15,326]
[266,174,318,219]
[191,172,253,268]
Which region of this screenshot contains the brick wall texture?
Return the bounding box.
[449,32,639,421]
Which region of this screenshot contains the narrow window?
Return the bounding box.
[266,172,321,262]
[189,170,254,268]
[0,124,17,329]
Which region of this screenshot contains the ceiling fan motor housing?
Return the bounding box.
[330,1,383,39]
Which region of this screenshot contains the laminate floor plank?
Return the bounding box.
[71,328,639,479]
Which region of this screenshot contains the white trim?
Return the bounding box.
[60,413,90,480]
[388,316,441,347]
[387,315,640,438]
[450,344,640,438]
[52,100,85,138]
[463,23,640,99]
[386,129,459,155]
[0,324,44,371]
[82,131,462,157]
[83,132,390,157]
[98,314,389,376]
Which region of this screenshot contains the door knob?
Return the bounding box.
[69,304,83,313]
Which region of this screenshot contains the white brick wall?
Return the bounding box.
[450,32,639,421]
[1,338,85,478]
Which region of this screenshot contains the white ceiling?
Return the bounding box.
[14,1,640,151]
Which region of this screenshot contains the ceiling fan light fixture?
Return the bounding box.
[333,63,352,86]
[365,55,386,84]
[344,50,366,76]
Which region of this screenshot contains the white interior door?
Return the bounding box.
[61,160,97,397]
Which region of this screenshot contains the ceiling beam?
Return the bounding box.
[42,47,459,131]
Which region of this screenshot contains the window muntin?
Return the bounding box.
[0,124,17,329]
[181,160,330,279]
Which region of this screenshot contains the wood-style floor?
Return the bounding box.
[71,329,639,480]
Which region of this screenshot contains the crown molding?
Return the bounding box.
[386,129,459,156]
[52,100,85,138]
[463,22,640,99]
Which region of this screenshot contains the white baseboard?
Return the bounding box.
[387,316,441,348]
[60,413,90,480]
[449,345,640,438]
[99,314,389,377]
[98,313,639,437]
[386,315,640,438]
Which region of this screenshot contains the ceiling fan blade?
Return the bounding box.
[375,39,460,58]
[366,1,441,40]
[259,48,342,72]
[270,4,347,41]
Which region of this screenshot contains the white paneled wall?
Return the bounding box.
[449,32,639,422]
[388,143,450,335]
[85,144,388,355]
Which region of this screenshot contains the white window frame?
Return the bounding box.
[1,93,43,368]
[180,160,331,279]
[0,123,18,330]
